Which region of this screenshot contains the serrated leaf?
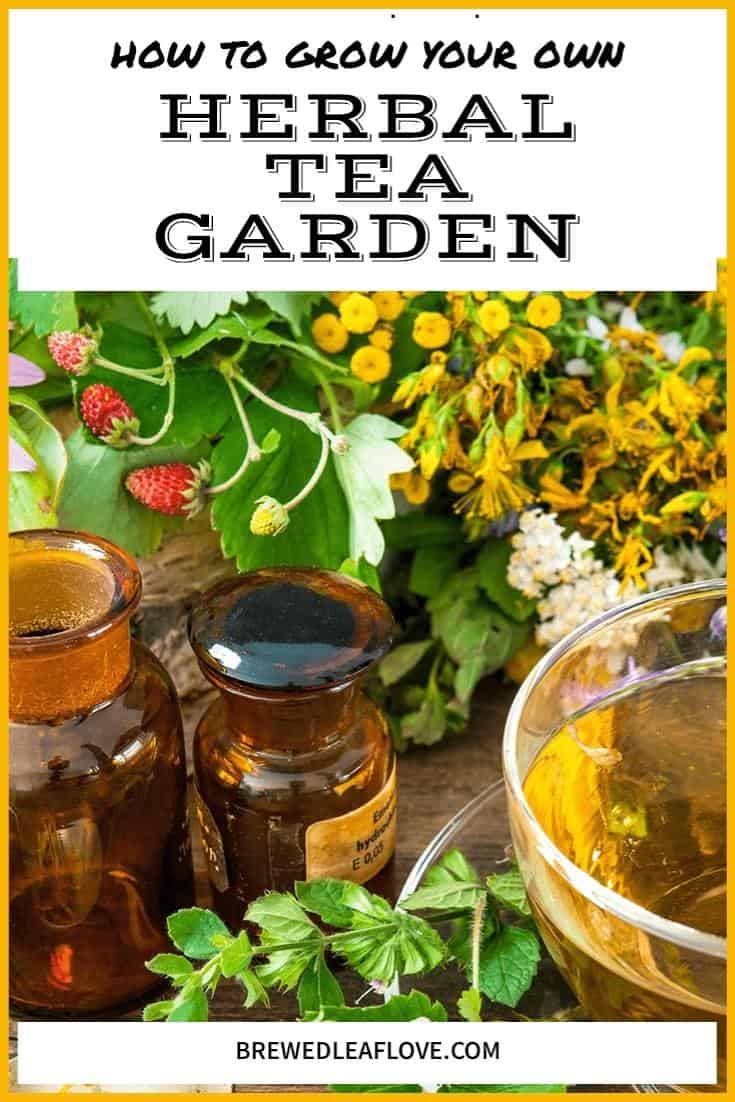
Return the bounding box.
[297,954,344,1016]
[329,883,446,983]
[146,953,194,980]
[295,880,355,928]
[315,990,447,1023]
[167,986,209,1021]
[486,868,532,917]
[247,892,322,944]
[150,291,250,334]
[211,375,349,572]
[220,931,254,978]
[402,848,484,912]
[476,540,537,622]
[237,968,269,1009]
[9,260,77,335]
[334,414,414,566]
[57,430,209,557]
[252,291,324,336]
[168,311,271,359]
[477,925,540,1007]
[457,987,483,1022]
[400,689,446,748]
[378,640,433,687]
[167,907,231,960]
[142,1000,175,1021]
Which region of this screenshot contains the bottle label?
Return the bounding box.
[305,762,397,884]
[194,786,229,894]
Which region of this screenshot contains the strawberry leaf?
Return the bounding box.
[210,375,349,571]
[9,259,77,335]
[150,291,250,334]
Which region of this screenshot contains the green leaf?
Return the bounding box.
[400,689,447,748]
[409,546,462,598]
[167,986,209,1021]
[477,925,540,1007]
[168,308,273,359]
[402,848,484,911]
[339,556,382,593]
[9,416,59,530]
[378,640,433,687]
[246,891,322,944]
[237,968,269,1009]
[329,883,446,983]
[382,513,462,550]
[167,908,232,960]
[249,329,347,374]
[457,987,483,1022]
[58,430,208,557]
[333,414,414,566]
[252,291,324,336]
[211,375,350,572]
[9,260,77,335]
[486,868,532,917]
[11,393,67,506]
[220,931,254,978]
[142,1000,175,1021]
[295,880,355,927]
[476,540,537,622]
[146,954,194,980]
[315,990,447,1023]
[84,324,233,447]
[150,291,250,334]
[297,954,344,1016]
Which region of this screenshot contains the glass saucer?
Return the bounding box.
[395,780,665,1094]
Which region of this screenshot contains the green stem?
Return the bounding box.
[134,292,174,370]
[234,370,321,433]
[470,895,487,992]
[207,376,261,496]
[94,355,168,386]
[283,430,329,512]
[312,367,344,432]
[129,365,177,446]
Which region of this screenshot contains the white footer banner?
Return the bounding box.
[18,1020,717,1086]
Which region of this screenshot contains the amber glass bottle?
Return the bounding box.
[188,567,396,928]
[9,530,194,1016]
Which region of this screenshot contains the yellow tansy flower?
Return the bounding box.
[563,291,594,301]
[526,294,562,329]
[339,292,379,334]
[311,312,349,354]
[371,291,404,322]
[412,311,452,350]
[477,299,511,339]
[328,292,351,306]
[679,346,713,371]
[369,325,394,351]
[504,327,553,370]
[351,344,391,383]
[504,291,530,302]
[391,470,430,505]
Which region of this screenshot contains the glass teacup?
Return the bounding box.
[503,581,726,1091]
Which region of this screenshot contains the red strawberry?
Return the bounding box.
[47,330,98,376]
[80,383,139,447]
[125,460,211,517]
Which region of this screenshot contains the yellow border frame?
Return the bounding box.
[0,3,731,1100]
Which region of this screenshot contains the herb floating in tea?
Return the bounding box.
[142,849,544,1025]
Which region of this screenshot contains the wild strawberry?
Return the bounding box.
[47,329,98,376]
[250,496,289,536]
[125,460,211,517]
[80,383,140,448]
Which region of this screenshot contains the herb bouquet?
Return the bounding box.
[8,269,727,744]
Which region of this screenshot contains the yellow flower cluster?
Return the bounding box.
[311,291,409,383]
[338,285,727,591]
